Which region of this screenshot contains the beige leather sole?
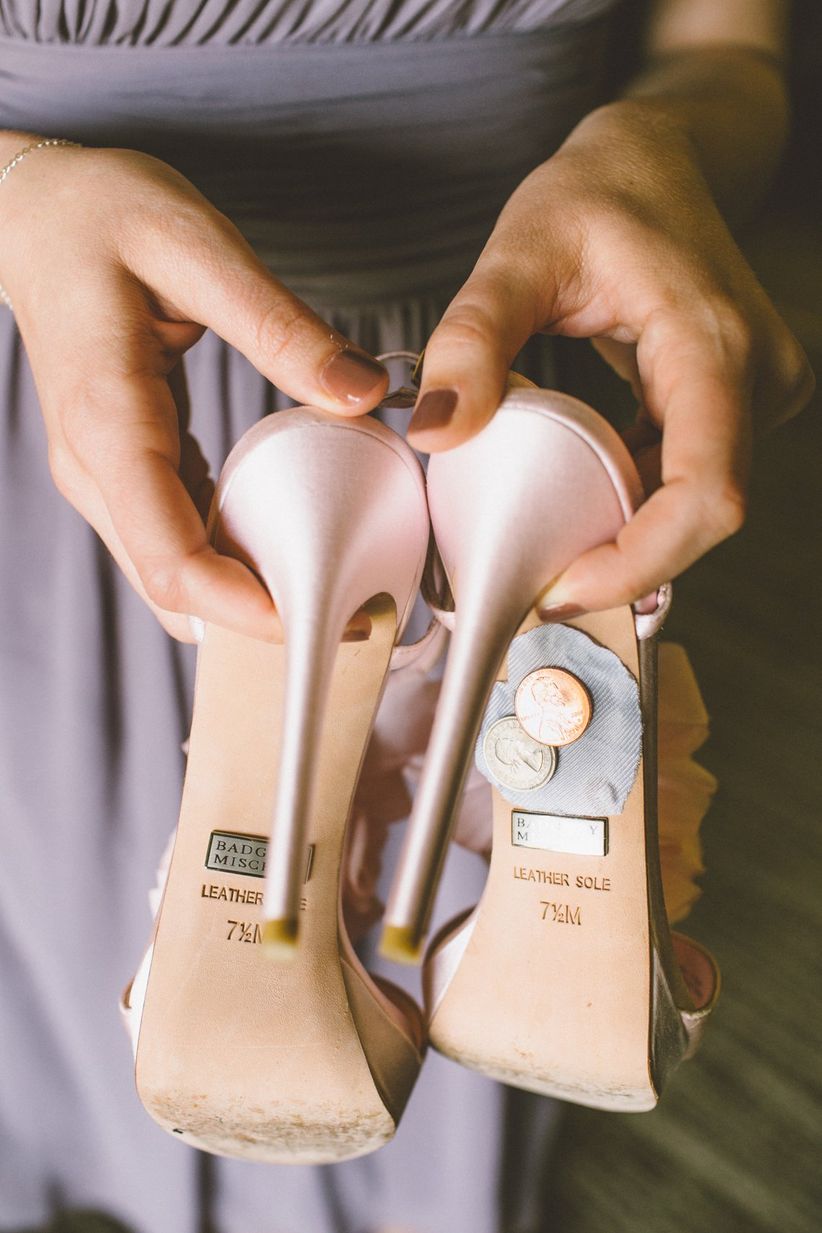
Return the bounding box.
[135,611,420,1162]
[427,609,667,1112]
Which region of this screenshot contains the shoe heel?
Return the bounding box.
[260,590,374,954]
[132,407,430,1162]
[379,389,719,1110]
[381,555,541,961]
[382,390,642,959]
[210,408,429,954]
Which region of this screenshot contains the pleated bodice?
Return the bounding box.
[0,0,621,304]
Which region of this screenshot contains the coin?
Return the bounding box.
[482,716,557,792]
[514,667,592,747]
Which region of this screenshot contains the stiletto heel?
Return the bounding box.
[381,388,719,1109]
[208,409,430,955]
[382,391,641,959]
[124,407,430,1161]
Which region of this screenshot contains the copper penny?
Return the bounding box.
[514,667,592,747]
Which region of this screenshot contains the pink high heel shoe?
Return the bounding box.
[381,388,719,1111]
[124,406,430,1162]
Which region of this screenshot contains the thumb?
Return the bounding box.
[408,258,539,451]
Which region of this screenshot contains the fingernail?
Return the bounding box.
[409,388,458,435]
[188,615,205,643]
[538,602,587,622]
[321,349,387,404]
[536,578,586,622]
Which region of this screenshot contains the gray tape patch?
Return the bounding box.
[475,624,642,816]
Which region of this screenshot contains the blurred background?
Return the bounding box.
[512,6,822,1229]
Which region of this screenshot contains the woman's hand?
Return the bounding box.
[409,98,814,613]
[0,137,388,641]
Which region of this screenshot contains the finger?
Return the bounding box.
[537,476,744,614]
[407,257,540,451]
[750,309,816,432]
[46,445,212,642]
[590,336,664,489]
[539,326,752,612]
[60,366,374,643]
[179,426,215,523]
[620,406,663,495]
[130,209,388,414]
[80,486,209,642]
[167,363,217,522]
[629,440,663,495]
[62,363,284,640]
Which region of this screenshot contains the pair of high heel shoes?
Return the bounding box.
[122,371,719,1163]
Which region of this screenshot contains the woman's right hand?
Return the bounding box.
[0,135,389,641]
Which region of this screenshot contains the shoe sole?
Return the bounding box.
[427,608,667,1112]
[135,611,403,1162]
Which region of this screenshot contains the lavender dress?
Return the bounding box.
[0,2,619,1229]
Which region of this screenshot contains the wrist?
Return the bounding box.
[558,45,789,224]
[0,130,50,162]
[625,45,788,219]
[0,135,85,310]
[626,46,787,140]
[0,135,85,218]
[552,99,700,195]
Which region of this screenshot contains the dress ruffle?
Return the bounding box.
[656,642,716,923]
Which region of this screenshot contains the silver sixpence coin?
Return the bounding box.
[482,716,557,792]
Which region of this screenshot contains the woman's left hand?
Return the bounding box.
[408,100,814,613]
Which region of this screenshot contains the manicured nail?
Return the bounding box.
[321,349,387,404]
[409,388,458,435]
[536,578,587,621]
[538,602,588,622]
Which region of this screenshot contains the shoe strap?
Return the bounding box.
[635,582,673,639]
[389,614,448,674]
[670,931,721,1057]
